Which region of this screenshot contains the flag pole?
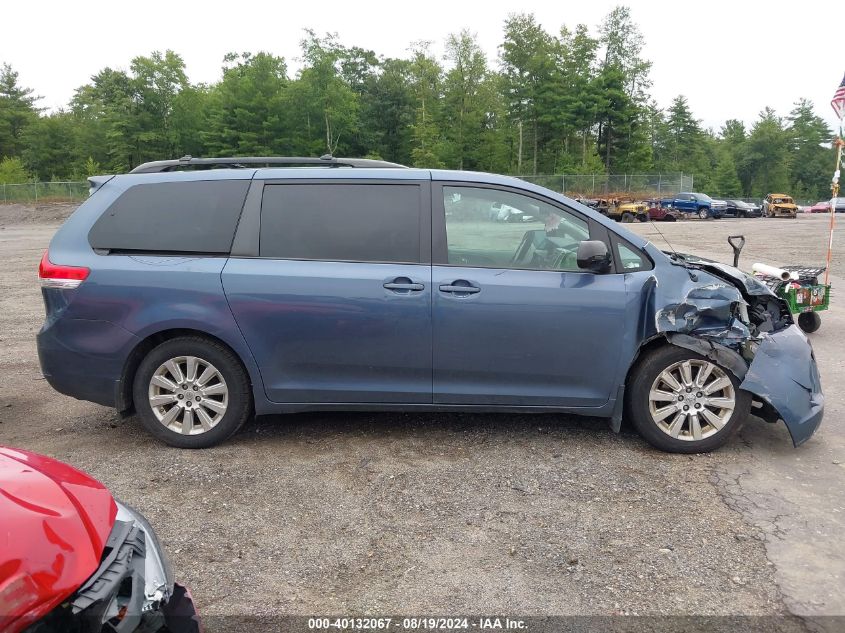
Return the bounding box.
[825,130,842,287]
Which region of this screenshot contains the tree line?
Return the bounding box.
[0,7,836,200]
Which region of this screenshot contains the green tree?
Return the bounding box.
[719,119,750,194]
[407,41,444,168]
[292,31,360,155]
[441,30,489,170]
[0,64,39,158]
[744,108,790,197]
[595,65,648,173]
[599,6,652,104]
[594,6,653,174]
[21,112,77,179]
[357,57,415,164]
[499,13,555,174]
[129,50,189,163]
[205,52,288,156]
[711,149,742,197]
[0,156,31,183]
[558,24,601,171]
[654,96,708,176]
[69,68,134,171]
[786,99,833,200]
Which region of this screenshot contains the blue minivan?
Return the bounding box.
[37,157,823,452]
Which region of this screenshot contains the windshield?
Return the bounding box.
[695,193,713,202]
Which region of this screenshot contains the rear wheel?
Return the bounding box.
[133,336,252,448]
[797,311,822,333]
[627,346,750,453]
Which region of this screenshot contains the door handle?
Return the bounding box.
[439,283,481,295]
[384,282,425,291]
[383,277,424,292]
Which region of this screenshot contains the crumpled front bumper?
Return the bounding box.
[740,324,824,446]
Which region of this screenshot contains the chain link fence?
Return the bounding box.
[1,182,88,204]
[517,173,695,198]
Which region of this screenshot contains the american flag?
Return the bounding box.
[832,73,845,120]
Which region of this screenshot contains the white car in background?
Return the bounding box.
[491,202,535,222]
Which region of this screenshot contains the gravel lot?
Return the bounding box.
[0,205,842,631]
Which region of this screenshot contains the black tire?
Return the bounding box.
[621,212,635,223]
[698,208,709,220]
[133,336,253,448]
[664,215,676,222]
[738,211,746,218]
[626,345,751,453]
[797,311,822,333]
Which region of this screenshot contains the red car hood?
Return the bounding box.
[0,447,116,633]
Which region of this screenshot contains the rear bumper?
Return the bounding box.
[37,317,139,408]
[740,325,824,446]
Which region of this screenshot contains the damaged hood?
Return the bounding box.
[0,446,117,633]
[664,252,777,297]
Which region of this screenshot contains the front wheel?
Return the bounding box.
[626,346,751,453]
[797,311,822,333]
[621,212,635,223]
[698,208,709,220]
[133,336,253,448]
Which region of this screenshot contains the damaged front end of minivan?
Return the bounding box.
[637,251,824,446]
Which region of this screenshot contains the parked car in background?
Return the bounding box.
[808,201,830,213]
[491,201,534,222]
[0,445,199,633]
[645,198,683,221]
[762,194,798,218]
[834,197,845,212]
[711,199,729,215]
[606,200,649,223]
[724,199,762,218]
[660,192,725,219]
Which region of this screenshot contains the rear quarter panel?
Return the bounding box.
[44,172,270,412]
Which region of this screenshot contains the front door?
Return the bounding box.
[431,184,628,408]
[222,180,432,404]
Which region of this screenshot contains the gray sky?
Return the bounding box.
[3,0,842,133]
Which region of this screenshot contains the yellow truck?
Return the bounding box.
[762,193,798,218]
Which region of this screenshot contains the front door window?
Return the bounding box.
[443,186,590,272]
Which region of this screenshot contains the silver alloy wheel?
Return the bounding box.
[647,359,735,441]
[147,356,228,435]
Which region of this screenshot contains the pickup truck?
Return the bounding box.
[660,192,725,219]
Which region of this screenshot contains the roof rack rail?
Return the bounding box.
[129,154,407,174]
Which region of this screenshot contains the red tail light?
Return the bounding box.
[38,250,89,289]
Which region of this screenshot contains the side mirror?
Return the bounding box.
[577,240,612,273]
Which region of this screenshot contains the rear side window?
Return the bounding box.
[259,184,420,263]
[89,180,249,254]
